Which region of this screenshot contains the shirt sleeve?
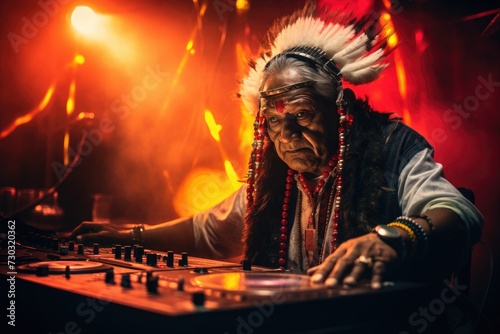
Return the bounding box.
[192,185,247,259]
[398,148,484,258]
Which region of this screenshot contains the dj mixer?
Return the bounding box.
[1,233,430,333]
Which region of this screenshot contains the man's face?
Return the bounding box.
[261,68,337,176]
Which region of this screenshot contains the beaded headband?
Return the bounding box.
[259,80,314,98]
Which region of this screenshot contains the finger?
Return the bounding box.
[324,256,357,287]
[67,222,99,239]
[307,265,319,276]
[309,249,347,284]
[370,259,386,289]
[343,259,371,285]
[310,260,337,284]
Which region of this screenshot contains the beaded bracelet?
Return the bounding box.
[394,216,429,258]
[412,214,435,233]
[386,222,417,257]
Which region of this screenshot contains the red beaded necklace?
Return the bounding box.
[245,105,349,270]
[298,156,337,251]
[277,105,349,270]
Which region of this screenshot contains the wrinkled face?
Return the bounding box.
[261,67,338,176]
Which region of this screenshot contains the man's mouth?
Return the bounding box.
[283,147,311,155]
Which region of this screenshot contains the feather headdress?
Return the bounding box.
[239,3,390,115]
[242,3,393,269]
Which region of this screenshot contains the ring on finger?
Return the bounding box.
[354,255,373,267]
[372,256,387,263]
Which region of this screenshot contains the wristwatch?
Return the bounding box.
[371,225,406,259]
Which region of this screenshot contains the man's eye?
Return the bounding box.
[296,111,311,119]
[296,112,314,125]
[268,116,279,124]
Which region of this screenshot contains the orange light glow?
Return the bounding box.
[236,0,250,12]
[77,112,94,120]
[394,54,407,98]
[378,6,410,124]
[71,7,136,63]
[186,40,195,54]
[71,6,97,35]
[0,85,55,139]
[381,0,392,11]
[394,50,411,125]
[173,168,237,216]
[205,110,241,188]
[74,54,85,65]
[235,41,257,163]
[192,0,208,16]
[238,103,253,147]
[222,272,242,290]
[387,34,398,48]
[63,132,70,165]
[224,160,241,190]
[160,2,207,114]
[173,104,244,216]
[379,12,398,48]
[66,79,76,116]
[204,109,222,142]
[64,78,77,165]
[160,26,200,115]
[235,42,252,80]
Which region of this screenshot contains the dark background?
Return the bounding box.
[1,0,499,331]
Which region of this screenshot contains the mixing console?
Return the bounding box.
[1,234,430,333]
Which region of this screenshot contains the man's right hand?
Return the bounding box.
[62,221,128,246]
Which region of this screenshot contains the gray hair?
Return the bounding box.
[260,55,340,106]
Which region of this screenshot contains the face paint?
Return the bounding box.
[275,100,285,113]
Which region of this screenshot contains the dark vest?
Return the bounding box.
[259,122,432,268]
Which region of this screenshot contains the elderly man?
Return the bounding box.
[74,4,482,290]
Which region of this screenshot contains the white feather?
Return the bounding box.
[333,33,369,67]
[339,49,385,74]
[272,18,325,53]
[342,64,388,85]
[240,57,268,114]
[323,25,356,57]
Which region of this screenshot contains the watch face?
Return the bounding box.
[376,225,401,239]
[373,225,404,257]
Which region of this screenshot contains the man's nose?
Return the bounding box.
[279,118,300,142]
